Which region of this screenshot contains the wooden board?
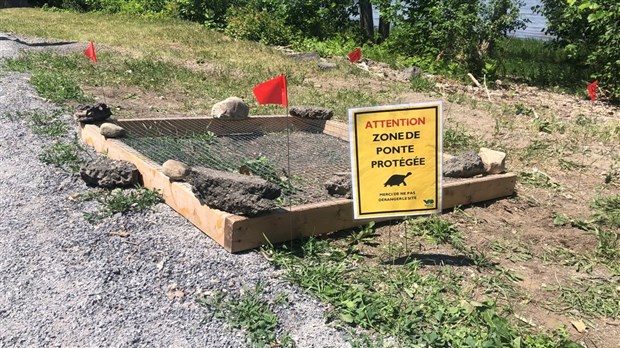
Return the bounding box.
[80,117,516,253]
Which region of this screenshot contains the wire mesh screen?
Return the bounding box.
[119,117,351,206]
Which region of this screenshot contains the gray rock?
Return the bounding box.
[289,106,334,120]
[80,158,141,188]
[443,151,485,178]
[325,173,351,198]
[99,122,126,138]
[398,66,422,81]
[289,52,320,61]
[162,159,190,181]
[185,167,281,217]
[74,103,112,123]
[317,62,337,70]
[211,97,249,119]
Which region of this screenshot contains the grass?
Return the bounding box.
[262,218,579,347]
[2,8,618,346]
[39,137,86,173]
[75,186,163,223]
[0,8,403,119]
[443,124,480,154]
[546,277,620,318]
[552,194,620,267]
[197,282,295,348]
[493,37,592,94]
[29,109,70,137]
[6,110,88,173]
[518,170,561,190]
[4,53,91,104]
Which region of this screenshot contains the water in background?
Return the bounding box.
[514,0,548,39]
[370,0,549,40]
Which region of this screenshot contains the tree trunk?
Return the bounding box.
[378,15,390,42]
[359,0,374,41]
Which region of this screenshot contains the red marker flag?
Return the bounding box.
[587,80,598,101]
[253,75,288,106]
[348,47,361,63]
[84,41,97,64]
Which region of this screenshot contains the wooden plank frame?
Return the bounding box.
[79,116,516,253]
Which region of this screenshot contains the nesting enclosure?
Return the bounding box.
[80,116,516,252]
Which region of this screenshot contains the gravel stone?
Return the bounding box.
[0,32,352,348]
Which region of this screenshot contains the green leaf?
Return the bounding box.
[340,313,355,323]
[587,11,607,22]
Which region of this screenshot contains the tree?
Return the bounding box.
[358,0,374,41]
[537,0,620,99]
[380,0,526,74]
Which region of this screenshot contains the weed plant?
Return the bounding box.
[546,277,620,318]
[409,75,435,92]
[38,136,86,173]
[28,110,70,137]
[518,170,561,190]
[197,282,295,348]
[241,155,299,196]
[78,187,163,223]
[263,219,578,347]
[553,194,620,272]
[443,124,479,154]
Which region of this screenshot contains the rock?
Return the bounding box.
[289,52,320,61]
[185,167,281,217]
[289,106,334,120]
[74,103,112,123]
[162,160,191,181]
[211,97,249,119]
[397,66,422,81]
[478,147,506,174]
[317,62,337,70]
[80,158,141,188]
[99,123,126,138]
[325,173,351,198]
[443,151,485,178]
[495,79,509,90]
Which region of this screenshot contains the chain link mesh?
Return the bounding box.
[119,117,351,206]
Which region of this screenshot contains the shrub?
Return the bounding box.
[537,0,620,99]
[224,6,292,45]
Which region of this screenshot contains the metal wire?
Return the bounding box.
[120,117,351,206]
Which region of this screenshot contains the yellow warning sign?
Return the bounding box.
[349,102,442,219]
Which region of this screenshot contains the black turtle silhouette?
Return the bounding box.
[384,172,412,187]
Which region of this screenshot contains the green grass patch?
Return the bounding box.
[493,38,591,94]
[591,194,620,229]
[443,124,480,154]
[263,218,578,347]
[38,136,87,173]
[0,8,398,120]
[76,186,163,223]
[409,75,435,92]
[28,110,70,138]
[519,170,561,190]
[197,282,295,348]
[553,194,620,264]
[546,277,620,318]
[4,52,90,104]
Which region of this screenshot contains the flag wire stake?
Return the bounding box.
[285,93,293,250]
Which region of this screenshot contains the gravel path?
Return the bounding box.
[0,32,351,347]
